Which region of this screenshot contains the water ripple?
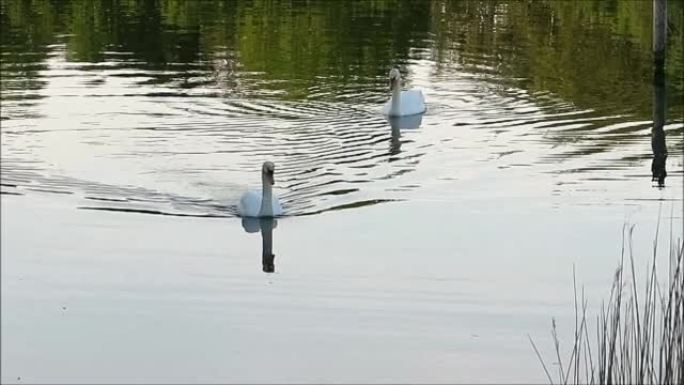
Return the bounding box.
[2,40,682,217]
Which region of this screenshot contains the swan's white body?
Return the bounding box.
[383,89,426,116]
[382,69,426,116]
[238,189,282,217]
[237,161,283,218]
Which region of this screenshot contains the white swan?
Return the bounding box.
[382,68,426,116]
[237,161,283,217]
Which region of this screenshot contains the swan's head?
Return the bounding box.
[262,161,276,186]
[389,68,401,91]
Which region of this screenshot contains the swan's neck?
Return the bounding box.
[390,86,401,115]
[259,177,273,217]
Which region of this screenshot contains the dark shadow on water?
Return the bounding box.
[241,217,277,273]
[652,65,667,188]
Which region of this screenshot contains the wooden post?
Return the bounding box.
[651,55,667,187]
[652,0,667,187]
[653,0,667,67]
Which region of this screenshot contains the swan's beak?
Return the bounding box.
[268,172,275,186]
[389,78,395,91]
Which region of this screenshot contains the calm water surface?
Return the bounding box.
[1,0,683,383]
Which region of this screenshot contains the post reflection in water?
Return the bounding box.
[387,114,424,157]
[651,66,667,188]
[241,217,277,273]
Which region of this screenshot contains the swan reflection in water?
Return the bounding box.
[241,217,277,273]
[387,113,423,156]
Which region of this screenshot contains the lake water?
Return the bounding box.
[1,1,683,383]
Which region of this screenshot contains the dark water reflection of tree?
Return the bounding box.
[1,0,682,124]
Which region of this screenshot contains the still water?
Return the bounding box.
[1,0,683,383]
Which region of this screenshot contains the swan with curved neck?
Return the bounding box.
[382,68,426,117]
[237,161,283,217]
